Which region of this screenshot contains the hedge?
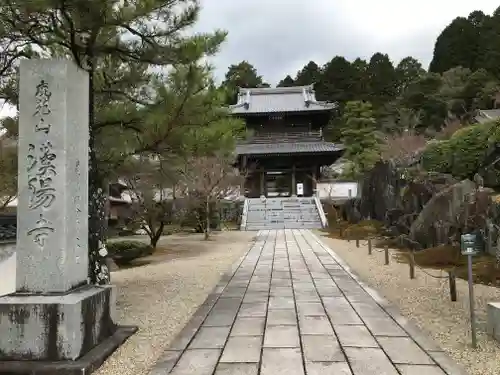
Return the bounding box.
[107,240,153,265]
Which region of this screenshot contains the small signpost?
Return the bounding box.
[461,233,479,348]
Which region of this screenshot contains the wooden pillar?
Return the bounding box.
[260,171,265,197]
[291,165,296,196]
[312,165,317,197]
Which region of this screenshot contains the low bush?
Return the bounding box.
[107,240,153,265]
[343,220,383,240]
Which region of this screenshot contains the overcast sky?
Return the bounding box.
[0,1,498,119]
[195,0,499,85]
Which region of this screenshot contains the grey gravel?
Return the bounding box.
[318,233,500,375]
[94,231,255,375]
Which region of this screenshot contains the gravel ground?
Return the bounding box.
[318,232,500,375]
[94,231,255,375]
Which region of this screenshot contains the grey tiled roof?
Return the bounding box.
[230,85,336,114]
[0,214,16,242]
[235,142,345,155]
[476,109,500,123]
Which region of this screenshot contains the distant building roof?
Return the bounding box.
[475,109,500,123]
[0,214,16,242]
[230,85,336,115]
[235,141,344,156]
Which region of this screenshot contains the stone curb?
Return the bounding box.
[310,231,470,375]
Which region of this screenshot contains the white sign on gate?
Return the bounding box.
[297,183,304,196]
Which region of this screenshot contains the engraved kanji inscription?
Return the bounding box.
[33,79,52,133]
[27,213,54,248]
[27,141,57,209]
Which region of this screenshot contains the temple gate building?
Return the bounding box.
[230,85,344,230]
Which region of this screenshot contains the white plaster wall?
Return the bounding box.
[0,243,15,296]
[317,182,359,199]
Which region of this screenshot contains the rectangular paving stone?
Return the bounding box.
[351,301,387,318]
[149,350,182,375]
[363,317,407,336]
[396,364,447,375]
[260,348,304,375]
[204,312,238,327]
[170,349,221,375]
[299,315,334,335]
[231,317,265,336]
[305,362,352,375]
[189,326,231,349]
[267,309,297,325]
[270,286,294,296]
[243,293,268,304]
[221,287,247,298]
[239,302,268,317]
[220,336,262,363]
[345,347,399,375]
[301,335,345,362]
[377,337,434,364]
[264,325,300,347]
[268,296,296,309]
[295,293,321,302]
[215,363,258,375]
[297,301,326,316]
[334,325,379,347]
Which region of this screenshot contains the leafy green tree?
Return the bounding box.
[429,15,483,73]
[277,75,295,87]
[222,60,268,104]
[366,53,398,108]
[400,73,448,132]
[294,61,321,86]
[316,56,355,104]
[0,0,226,284]
[395,56,425,94]
[340,101,382,176]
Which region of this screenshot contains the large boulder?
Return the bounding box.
[355,161,457,234]
[409,179,494,249]
[359,161,403,223]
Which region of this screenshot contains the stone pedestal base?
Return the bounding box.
[487,302,500,342]
[0,285,137,374]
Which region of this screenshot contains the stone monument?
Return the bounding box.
[0,59,136,374]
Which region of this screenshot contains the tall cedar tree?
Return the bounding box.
[0,0,226,284]
[340,101,381,176]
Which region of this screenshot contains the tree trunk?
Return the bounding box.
[150,222,165,249]
[205,197,210,240]
[87,63,110,285]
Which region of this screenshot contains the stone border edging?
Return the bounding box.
[310,231,470,375]
[148,235,259,375]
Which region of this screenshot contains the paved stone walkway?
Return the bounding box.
[150,230,468,375]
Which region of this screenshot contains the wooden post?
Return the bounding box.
[368,238,372,255]
[409,250,415,279]
[356,239,360,248]
[449,269,457,302]
[384,246,389,265]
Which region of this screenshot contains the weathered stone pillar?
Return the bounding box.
[0,59,136,371]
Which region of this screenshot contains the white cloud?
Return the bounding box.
[195,0,499,84]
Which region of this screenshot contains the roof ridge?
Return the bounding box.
[238,85,314,95]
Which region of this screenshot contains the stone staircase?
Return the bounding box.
[241,197,326,230]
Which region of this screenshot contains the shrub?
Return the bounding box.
[107,240,153,265]
[421,140,453,173]
[422,120,500,181]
